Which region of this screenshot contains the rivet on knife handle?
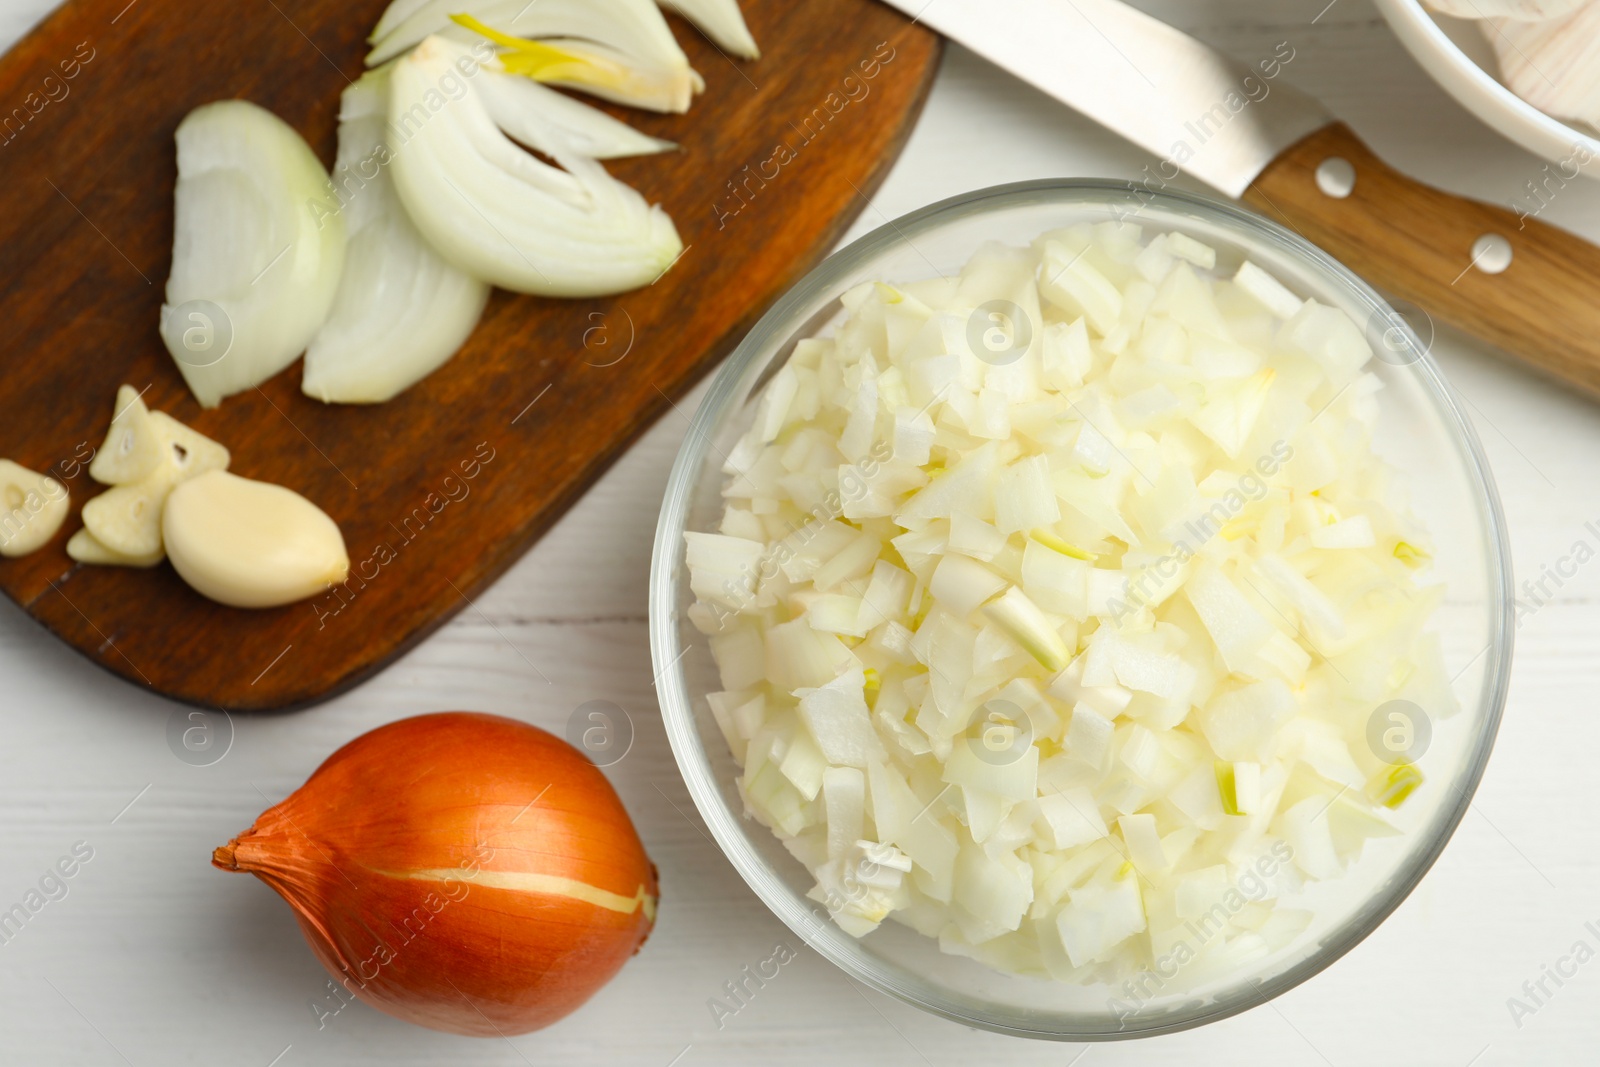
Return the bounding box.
[1243,122,1600,399]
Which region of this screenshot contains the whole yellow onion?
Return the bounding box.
[214,712,658,1035]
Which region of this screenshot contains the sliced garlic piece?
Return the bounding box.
[0,460,69,558]
[81,480,170,558]
[66,528,165,568]
[80,411,229,558]
[88,385,163,486]
[148,411,231,480]
[163,470,350,608]
[1488,6,1600,130]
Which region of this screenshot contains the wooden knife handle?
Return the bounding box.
[1242,121,1600,398]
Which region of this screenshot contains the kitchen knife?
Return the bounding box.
[882,0,1600,398]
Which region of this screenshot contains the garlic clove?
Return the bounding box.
[1428,0,1587,18]
[163,470,349,608]
[66,527,165,568]
[0,460,69,558]
[1488,5,1600,130]
[88,385,164,486]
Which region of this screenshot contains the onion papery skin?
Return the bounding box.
[214,712,658,1037]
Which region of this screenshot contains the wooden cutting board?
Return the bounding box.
[0,0,938,710]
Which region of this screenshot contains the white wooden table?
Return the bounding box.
[4,1,1599,1064]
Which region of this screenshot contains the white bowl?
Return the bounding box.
[1375,0,1600,175]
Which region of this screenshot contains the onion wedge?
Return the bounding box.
[368,0,701,112]
[159,101,346,408]
[474,52,679,158]
[371,0,433,42]
[303,70,490,405]
[658,0,759,59]
[388,36,683,296]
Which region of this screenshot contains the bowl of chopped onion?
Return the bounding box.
[650,179,1513,1039]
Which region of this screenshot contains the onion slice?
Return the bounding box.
[370,0,432,42]
[368,0,702,112]
[159,101,346,408]
[303,70,490,405]
[658,0,759,59]
[476,65,678,159]
[388,36,683,296]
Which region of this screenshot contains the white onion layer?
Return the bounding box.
[658,0,759,58]
[387,36,682,296]
[302,70,490,405]
[368,0,701,112]
[159,100,346,408]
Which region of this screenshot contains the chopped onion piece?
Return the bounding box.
[685,225,1451,989]
[1233,260,1304,320]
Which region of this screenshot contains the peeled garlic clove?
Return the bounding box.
[148,411,230,480]
[88,385,163,486]
[163,470,349,608]
[66,527,165,568]
[1428,0,1586,17]
[1488,6,1600,130]
[0,460,69,558]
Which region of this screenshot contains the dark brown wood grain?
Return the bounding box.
[1244,122,1600,399]
[0,0,939,710]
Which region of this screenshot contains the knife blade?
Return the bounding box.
[880,0,1600,400]
[884,0,1328,197]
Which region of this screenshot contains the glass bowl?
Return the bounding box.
[649,180,1513,1040]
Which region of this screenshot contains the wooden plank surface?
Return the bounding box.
[0,0,938,710]
[3,0,1600,1064]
